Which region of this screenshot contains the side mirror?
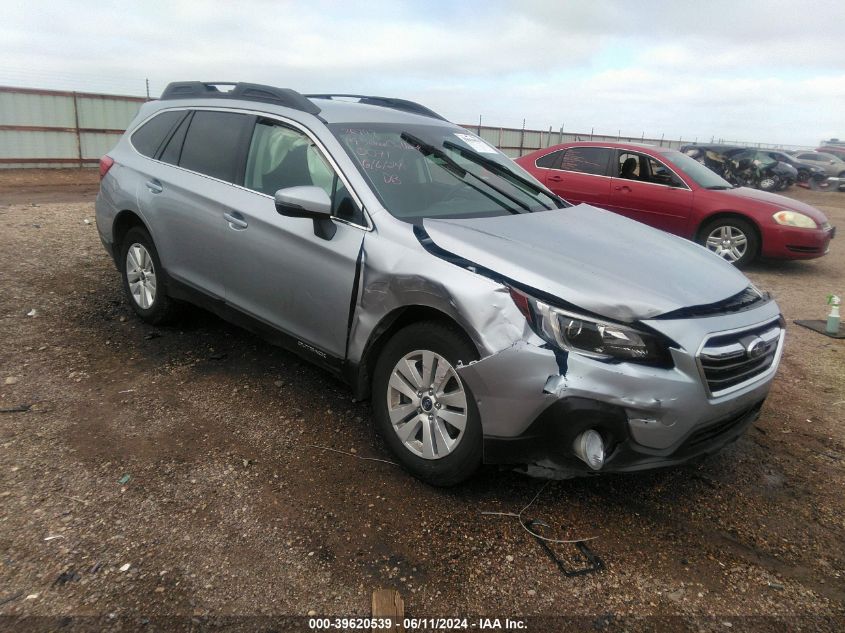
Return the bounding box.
[274,186,336,239]
[274,186,332,219]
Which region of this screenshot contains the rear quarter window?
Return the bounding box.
[535,149,563,168]
[130,111,186,158]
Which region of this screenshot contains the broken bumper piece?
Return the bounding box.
[456,336,775,478]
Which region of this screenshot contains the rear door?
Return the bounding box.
[608,150,693,235]
[136,109,255,298]
[220,117,366,360]
[543,146,613,208]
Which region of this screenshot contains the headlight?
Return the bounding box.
[508,287,671,364]
[773,210,817,229]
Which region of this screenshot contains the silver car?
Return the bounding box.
[96,82,785,485]
[790,151,845,178]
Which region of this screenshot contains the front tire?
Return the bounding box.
[372,321,482,486]
[758,175,779,191]
[698,217,759,268]
[120,226,179,324]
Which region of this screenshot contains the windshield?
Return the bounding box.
[329,123,562,222]
[665,150,734,189]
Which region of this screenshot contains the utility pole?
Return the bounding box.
[145,78,151,100]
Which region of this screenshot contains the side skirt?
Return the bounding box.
[165,276,348,379]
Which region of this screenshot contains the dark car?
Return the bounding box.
[516,142,834,267]
[764,150,829,187]
[682,145,797,191]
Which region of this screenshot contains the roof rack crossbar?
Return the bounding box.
[160,82,321,116]
[305,94,448,121]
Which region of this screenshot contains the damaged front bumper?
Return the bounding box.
[456,300,784,478]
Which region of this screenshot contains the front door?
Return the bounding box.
[221,118,366,360]
[608,151,693,235]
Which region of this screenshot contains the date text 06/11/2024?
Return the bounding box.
[307,617,527,630]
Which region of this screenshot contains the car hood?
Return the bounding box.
[706,187,829,223]
[423,204,750,323]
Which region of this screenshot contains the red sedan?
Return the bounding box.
[516,142,834,267]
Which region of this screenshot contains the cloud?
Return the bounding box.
[1,1,843,145]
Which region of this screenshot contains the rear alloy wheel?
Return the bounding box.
[372,322,482,486]
[120,226,179,324]
[126,243,157,310]
[699,218,759,268]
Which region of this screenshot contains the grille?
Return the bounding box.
[697,318,783,397]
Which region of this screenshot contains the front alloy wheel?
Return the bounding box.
[387,350,468,460]
[758,175,778,191]
[372,321,482,486]
[699,217,759,268]
[705,225,748,263]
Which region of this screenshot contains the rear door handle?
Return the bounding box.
[614,185,631,192]
[223,211,248,230]
[547,175,563,182]
[145,180,163,194]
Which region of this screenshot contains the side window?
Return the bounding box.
[644,156,681,186]
[179,111,253,183]
[244,120,365,225]
[130,111,186,158]
[535,149,563,168]
[158,112,192,166]
[617,152,641,179]
[559,147,611,176]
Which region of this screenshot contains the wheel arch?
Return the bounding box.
[348,304,479,401]
[112,210,152,265]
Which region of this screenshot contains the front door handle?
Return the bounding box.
[547,175,563,182]
[223,212,248,230]
[614,185,632,192]
[145,180,163,194]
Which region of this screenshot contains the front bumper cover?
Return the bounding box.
[456,301,783,477]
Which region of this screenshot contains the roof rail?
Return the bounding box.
[160,82,321,116]
[305,94,448,122]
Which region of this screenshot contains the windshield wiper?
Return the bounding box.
[706,185,734,190]
[442,141,561,210]
[401,133,529,213]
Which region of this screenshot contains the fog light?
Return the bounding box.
[573,430,605,470]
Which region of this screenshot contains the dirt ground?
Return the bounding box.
[1,169,843,631]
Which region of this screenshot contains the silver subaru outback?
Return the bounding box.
[96,81,785,485]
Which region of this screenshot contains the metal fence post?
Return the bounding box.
[72,92,83,168]
[519,118,525,156]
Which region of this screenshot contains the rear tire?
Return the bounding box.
[698,217,759,268]
[372,321,482,486]
[120,226,180,324]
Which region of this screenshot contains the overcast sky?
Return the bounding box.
[2,0,843,146]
